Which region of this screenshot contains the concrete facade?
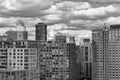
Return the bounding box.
[0,40,38,80]
[38,41,76,80]
[92,24,120,80]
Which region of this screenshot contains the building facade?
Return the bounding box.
[67,37,75,44]
[5,31,28,40]
[55,33,66,43]
[38,41,76,80]
[0,40,39,80]
[35,23,47,41]
[76,45,83,80]
[92,24,120,80]
[79,38,92,79]
[0,70,29,80]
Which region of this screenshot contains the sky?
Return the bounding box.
[0,0,120,43]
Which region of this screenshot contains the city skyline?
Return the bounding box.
[0,0,119,43]
[0,1,120,80]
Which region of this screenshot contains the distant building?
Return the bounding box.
[55,33,66,43]
[5,31,17,40]
[35,23,47,41]
[2,19,28,41]
[5,31,28,40]
[67,37,75,43]
[92,24,120,80]
[38,41,76,80]
[17,31,28,40]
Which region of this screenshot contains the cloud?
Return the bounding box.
[43,14,62,21]
[43,1,120,27]
[43,5,64,14]
[70,5,120,19]
[55,1,91,11]
[0,0,54,17]
[105,16,120,25]
[42,1,92,25]
[1,0,53,10]
[90,0,120,3]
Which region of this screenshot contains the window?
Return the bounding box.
[14,50,16,52]
[9,53,12,55]
[19,35,21,37]
[13,56,15,59]
[21,56,23,59]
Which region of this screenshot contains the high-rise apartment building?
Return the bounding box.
[75,45,83,80]
[92,24,120,80]
[35,23,47,41]
[38,41,76,80]
[0,40,39,80]
[79,38,92,79]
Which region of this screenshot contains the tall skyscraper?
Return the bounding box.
[92,24,120,80]
[79,38,92,79]
[35,23,47,41]
[38,41,76,80]
[75,45,83,80]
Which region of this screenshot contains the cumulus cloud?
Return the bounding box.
[90,0,120,3]
[105,16,120,25]
[42,1,92,24]
[55,1,91,11]
[70,5,120,19]
[43,1,120,27]
[43,14,62,21]
[0,0,54,17]
[1,0,53,10]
